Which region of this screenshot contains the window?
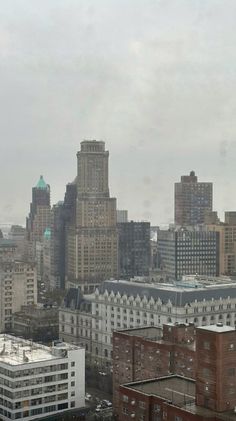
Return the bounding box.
[122,407,129,415]
[123,395,128,403]
[203,341,210,350]
[139,401,146,409]
[71,401,75,408]
[228,367,235,376]
[71,382,75,387]
[71,362,75,367]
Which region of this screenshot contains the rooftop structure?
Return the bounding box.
[36,175,49,190]
[0,335,85,420]
[98,277,236,307]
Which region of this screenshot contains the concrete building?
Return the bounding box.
[66,141,118,291]
[113,323,196,413]
[117,210,128,223]
[11,305,59,343]
[59,276,236,369]
[0,261,37,333]
[118,221,150,279]
[0,334,85,420]
[117,324,236,421]
[175,171,213,226]
[206,211,236,275]
[158,228,219,280]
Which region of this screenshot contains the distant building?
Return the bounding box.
[118,221,150,279]
[0,261,37,332]
[157,228,219,279]
[206,211,236,275]
[26,175,51,257]
[11,305,59,343]
[0,335,85,421]
[117,210,128,223]
[66,141,118,291]
[0,239,18,262]
[8,225,26,259]
[175,171,213,226]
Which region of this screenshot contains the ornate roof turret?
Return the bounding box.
[36,175,48,190]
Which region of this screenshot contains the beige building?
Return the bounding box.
[0,261,37,332]
[66,141,118,291]
[206,211,236,275]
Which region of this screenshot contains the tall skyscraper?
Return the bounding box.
[26,176,51,246]
[175,171,212,226]
[66,141,118,291]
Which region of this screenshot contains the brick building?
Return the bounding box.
[117,323,236,421]
[113,323,196,414]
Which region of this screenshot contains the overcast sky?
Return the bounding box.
[0,0,236,226]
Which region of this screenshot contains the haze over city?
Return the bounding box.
[1,0,236,225]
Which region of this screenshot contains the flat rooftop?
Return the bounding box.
[197,324,235,333]
[129,376,195,406]
[116,326,162,340]
[0,335,80,366]
[123,376,236,420]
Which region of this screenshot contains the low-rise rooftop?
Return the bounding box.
[0,335,80,366]
[122,376,236,420]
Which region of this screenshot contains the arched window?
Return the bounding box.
[219,314,223,320]
[227,314,231,319]
[194,317,198,324]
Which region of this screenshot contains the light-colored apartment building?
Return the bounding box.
[0,261,37,333]
[59,276,236,369]
[0,335,85,420]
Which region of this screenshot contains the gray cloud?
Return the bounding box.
[0,0,236,225]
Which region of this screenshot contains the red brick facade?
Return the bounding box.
[113,324,196,414]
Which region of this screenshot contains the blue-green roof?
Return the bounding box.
[36,175,48,189]
[44,228,51,240]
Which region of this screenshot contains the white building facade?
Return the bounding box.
[59,277,236,368]
[0,335,85,420]
[0,261,37,333]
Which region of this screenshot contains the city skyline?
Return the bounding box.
[0,1,236,225]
